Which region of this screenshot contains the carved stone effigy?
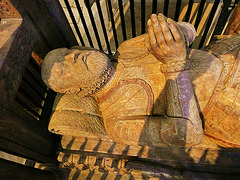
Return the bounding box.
[41,14,240,178]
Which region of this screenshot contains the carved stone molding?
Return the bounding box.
[0,0,21,19]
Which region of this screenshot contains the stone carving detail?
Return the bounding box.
[0,0,20,19]
[58,152,183,179]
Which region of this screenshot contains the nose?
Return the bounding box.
[64,53,75,64]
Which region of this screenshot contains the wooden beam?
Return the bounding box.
[0,158,56,180]
[9,0,77,48]
[0,0,74,165]
[41,0,78,48]
[0,104,59,164]
[0,17,35,109]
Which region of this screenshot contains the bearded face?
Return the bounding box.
[42,48,113,94]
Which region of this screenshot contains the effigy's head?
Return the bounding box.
[41,47,113,94]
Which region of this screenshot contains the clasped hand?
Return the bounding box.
[147,13,187,64]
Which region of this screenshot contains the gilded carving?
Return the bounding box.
[0,0,20,19]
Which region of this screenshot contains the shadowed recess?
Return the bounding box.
[79,155,87,165]
[137,146,145,157]
[100,172,108,180]
[122,145,130,155]
[107,142,116,154]
[79,138,88,151]
[86,170,95,179]
[93,139,102,152]
[66,137,75,150]
[72,168,81,180]
[114,174,122,180]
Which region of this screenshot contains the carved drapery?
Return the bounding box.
[0,0,20,19]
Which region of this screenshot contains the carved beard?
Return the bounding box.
[78,67,114,97]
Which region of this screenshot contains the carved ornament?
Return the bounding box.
[0,0,21,19]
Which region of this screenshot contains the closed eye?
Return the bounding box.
[74,53,80,63]
[82,53,91,62]
[82,53,91,69]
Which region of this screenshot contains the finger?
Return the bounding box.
[167,18,183,43]
[144,34,154,54]
[158,13,174,46]
[150,14,167,47]
[147,19,159,51]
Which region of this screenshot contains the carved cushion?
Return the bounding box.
[49,93,107,138]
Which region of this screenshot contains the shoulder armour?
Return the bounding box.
[204,34,240,57]
[115,34,149,60]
